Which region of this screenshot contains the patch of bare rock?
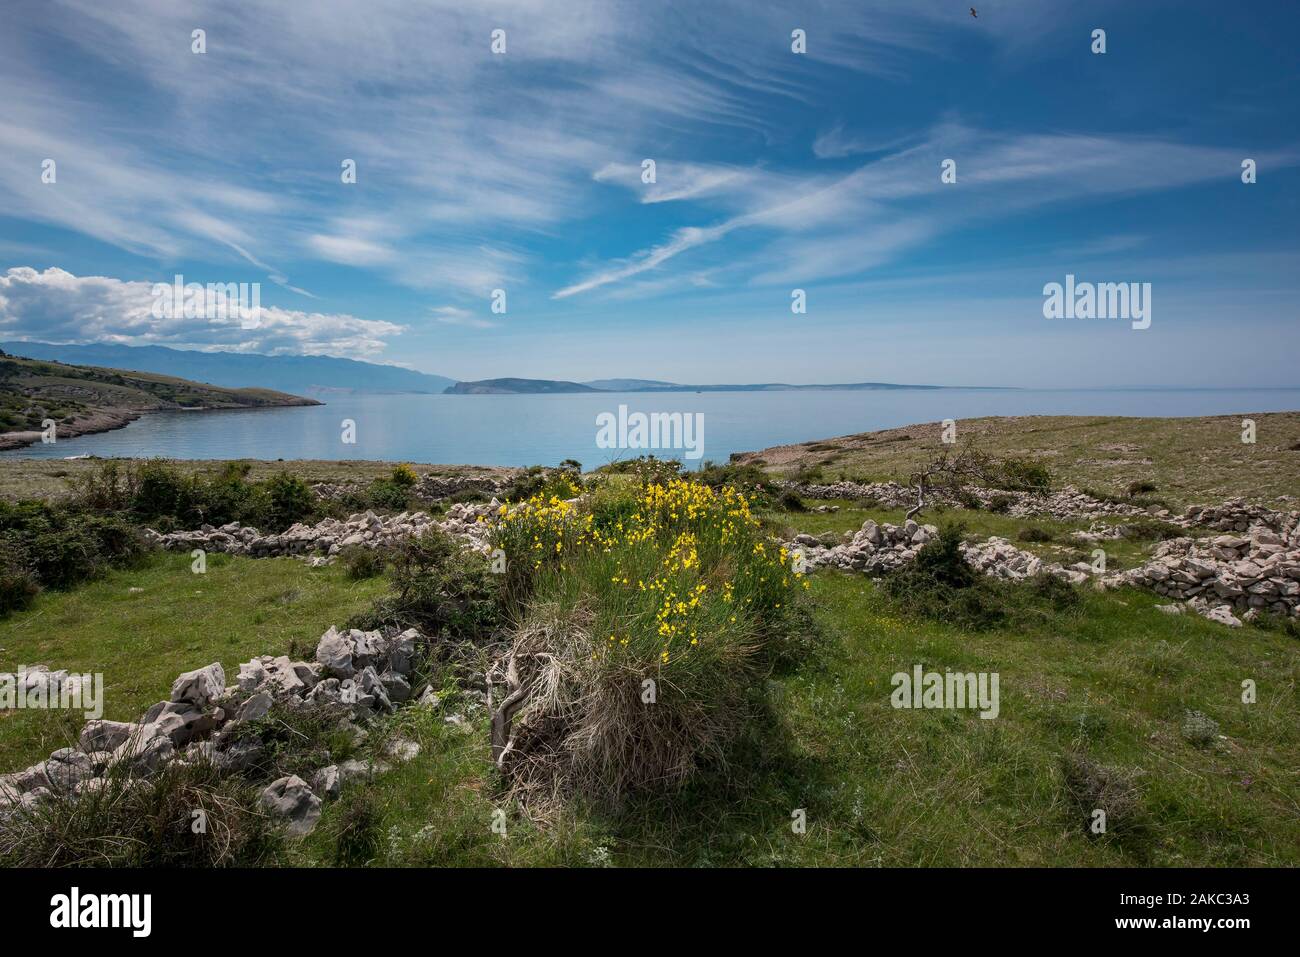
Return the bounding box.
[143,501,499,563]
[786,499,1300,626]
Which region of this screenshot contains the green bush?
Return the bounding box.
[0,501,147,606]
[366,478,412,511]
[264,471,315,528]
[777,490,807,512]
[0,560,40,616]
[340,545,386,580]
[351,528,502,640]
[1118,519,1183,541]
[329,790,384,866]
[1026,571,1081,610]
[882,524,1006,630]
[993,458,1052,493]
[503,463,584,502]
[73,459,319,532]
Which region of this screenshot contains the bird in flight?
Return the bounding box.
[970,7,978,17]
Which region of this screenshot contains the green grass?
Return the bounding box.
[281,568,1298,867]
[4,518,1296,867]
[0,551,387,769]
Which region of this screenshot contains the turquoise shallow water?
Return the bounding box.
[4,388,1298,468]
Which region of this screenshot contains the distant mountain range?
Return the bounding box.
[1,342,455,395]
[1,343,975,397]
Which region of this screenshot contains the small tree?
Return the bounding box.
[905,445,998,520]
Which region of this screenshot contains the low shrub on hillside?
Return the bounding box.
[0,500,147,614]
[503,464,583,503]
[882,524,1084,630]
[695,460,768,492]
[986,494,1014,513]
[594,456,682,485]
[777,490,807,512]
[72,459,317,532]
[882,524,1006,630]
[364,477,413,511]
[488,478,811,806]
[340,545,386,580]
[263,471,315,529]
[1060,752,1146,839]
[990,457,1052,494]
[1118,519,1184,541]
[390,463,419,487]
[0,560,41,616]
[348,527,502,641]
[0,759,283,867]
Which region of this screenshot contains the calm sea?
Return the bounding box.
[4,389,1298,468]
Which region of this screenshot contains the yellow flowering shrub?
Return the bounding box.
[490,477,811,804]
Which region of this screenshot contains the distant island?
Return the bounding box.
[0,350,319,451]
[1,342,1001,402]
[446,377,959,394]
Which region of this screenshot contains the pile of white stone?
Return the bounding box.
[1103,524,1300,626]
[961,537,1091,584]
[1181,498,1299,535]
[788,519,1087,584]
[786,480,917,508]
[1007,486,1161,521]
[143,501,499,561]
[0,625,440,835]
[310,481,362,501]
[784,479,1159,521]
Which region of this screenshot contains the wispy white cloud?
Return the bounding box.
[559,126,1300,296]
[430,305,496,329]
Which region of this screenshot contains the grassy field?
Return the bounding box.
[3,515,1295,867]
[735,412,1300,509]
[0,551,387,769]
[288,565,1299,867]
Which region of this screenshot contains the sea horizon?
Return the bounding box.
[6,386,1297,467]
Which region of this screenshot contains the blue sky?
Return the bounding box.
[1,0,1297,388]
